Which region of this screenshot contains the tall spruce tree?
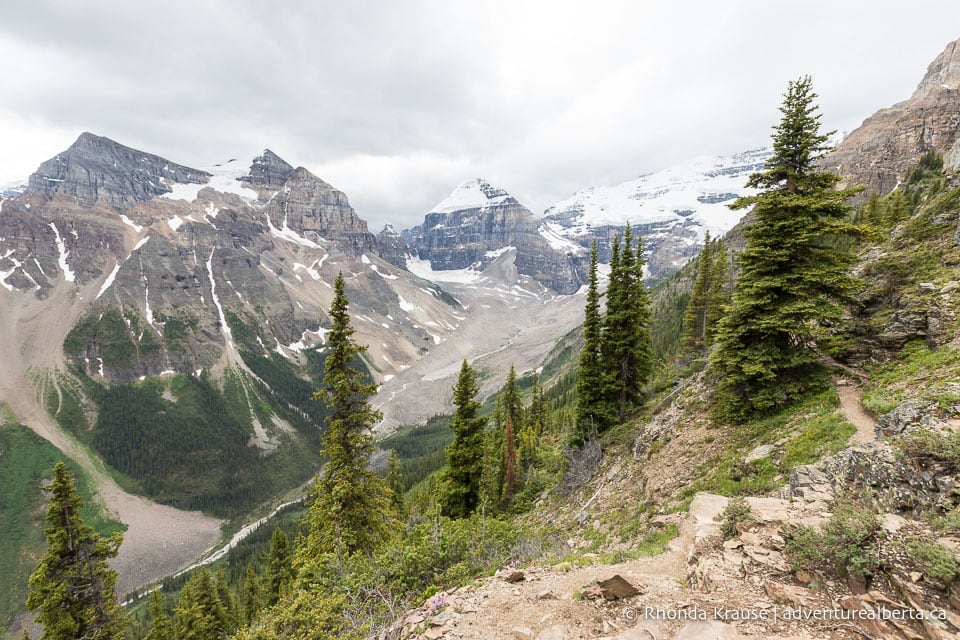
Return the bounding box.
[682,232,713,350]
[386,449,406,518]
[602,224,654,420]
[264,528,292,606]
[501,414,518,505]
[304,272,393,559]
[711,76,862,421]
[439,360,487,518]
[144,590,173,640]
[26,461,126,640]
[174,568,226,640]
[573,242,612,445]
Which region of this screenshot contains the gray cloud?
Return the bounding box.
[2,0,960,230]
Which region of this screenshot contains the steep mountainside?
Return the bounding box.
[542,148,771,277]
[402,178,586,294]
[827,36,960,195]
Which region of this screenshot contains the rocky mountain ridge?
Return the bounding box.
[0,134,589,426]
[827,36,960,196]
[401,178,586,295]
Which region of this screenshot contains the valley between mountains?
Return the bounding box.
[5,32,960,640]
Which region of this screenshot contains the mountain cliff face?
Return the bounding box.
[27,132,211,210]
[827,36,960,195]
[402,179,585,294]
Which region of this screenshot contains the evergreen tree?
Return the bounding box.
[264,528,292,606]
[304,272,393,560]
[501,414,518,505]
[602,224,654,420]
[705,239,730,343]
[711,76,862,421]
[438,361,487,518]
[26,461,126,640]
[386,449,406,518]
[174,568,225,640]
[144,590,173,640]
[213,564,237,634]
[573,242,612,445]
[682,232,713,350]
[239,563,261,626]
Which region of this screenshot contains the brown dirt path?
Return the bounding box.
[836,383,877,445]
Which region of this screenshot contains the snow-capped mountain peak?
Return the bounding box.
[430,178,513,213]
[544,147,771,238]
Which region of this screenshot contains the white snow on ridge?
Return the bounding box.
[538,222,582,253]
[47,223,75,282]
[405,255,482,284]
[96,263,121,299]
[430,178,511,214]
[119,215,144,233]
[162,157,259,204]
[484,246,515,259]
[544,148,771,238]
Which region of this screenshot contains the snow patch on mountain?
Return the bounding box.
[405,255,483,284]
[162,157,259,204]
[544,148,771,238]
[430,178,511,213]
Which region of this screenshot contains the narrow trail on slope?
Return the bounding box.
[836,382,877,445]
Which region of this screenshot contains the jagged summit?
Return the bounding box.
[429,178,515,214]
[239,149,295,191]
[827,36,960,195]
[27,132,210,210]
[913,36,960,99]
[404,178,584,294]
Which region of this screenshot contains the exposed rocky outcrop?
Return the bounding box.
[404,179,584,294]
[826,37,960,196]
[27,132,209,210]
[376,223,409,267]
[263,167,377,255]
[238,149,294,193]
[790,400,960,516]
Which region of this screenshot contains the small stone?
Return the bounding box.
[423,627,447,640]
[910,571,923,583]
[673,620,743,640]
[512,626,534,640]
[596,575,641,600]
[919,282,937,291]
[535,625,569,640]
[723,538,743,550]
[941,281,959,294]
[504,570,526,583]
[538,590,556,600]
[744,444,775,463]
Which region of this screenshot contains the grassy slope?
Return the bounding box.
[0,404,124,629]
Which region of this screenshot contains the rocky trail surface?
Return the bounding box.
[385,492,954,640]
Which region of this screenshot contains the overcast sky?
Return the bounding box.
[2,1,959,229]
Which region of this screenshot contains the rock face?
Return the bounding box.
[403,179,585,294]
[27,132,210,210]
[263,166,377,255]
[826,36,960,195]
[238,149,294,193]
